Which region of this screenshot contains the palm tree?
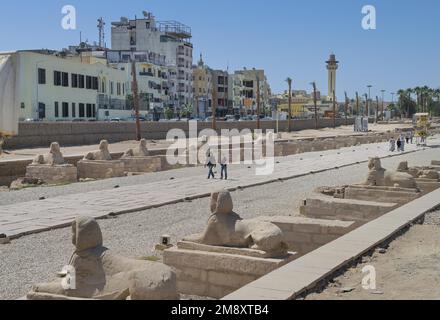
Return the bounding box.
[286,78,293,132]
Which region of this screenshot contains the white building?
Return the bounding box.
[0,50,127,121]
[111,11,193,112]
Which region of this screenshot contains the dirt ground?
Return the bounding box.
[306,209,440,300]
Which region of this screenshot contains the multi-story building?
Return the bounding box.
[0,50,127,122]
[211,69,230,117]
[111,11,193,114]
[192,54,212,119]
[231,68,271,116]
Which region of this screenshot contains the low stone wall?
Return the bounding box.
[163,243,296,299]
[344,185,421,204]
[300,196,399,224]
[25,165,77,184]
[121,157,162,173]
[258,216,355,257]
[6,119,356,150]
[77,160,126,180]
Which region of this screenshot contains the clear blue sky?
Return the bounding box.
[1,0,439,100]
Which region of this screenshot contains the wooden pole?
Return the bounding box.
[332,90,336,128]
[344,92,349,125]
[356,92,360,116]
[257,75,261,130]
[312,82,318,129]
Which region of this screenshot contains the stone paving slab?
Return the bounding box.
[0,137,439,239]
[222,188,440,300]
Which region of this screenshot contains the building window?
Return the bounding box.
[79,103,85,117]
[110,81,114,95]
[123,84,125,95]
[54,71,62,86]
[72,74,78,88]
[54,102,59,117]
[92,104,96,117]
[79,75,85,88]
[62,102,69,118]
[38,103,45,119]
[93,77,99,90]
[72,103,76,118]
[117,83,121,96]
[86,104,92,117]
[86,76,92,89]
[38,68,46,84]
[62,72,69,87]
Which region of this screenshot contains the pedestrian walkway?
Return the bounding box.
[0,137,439,239]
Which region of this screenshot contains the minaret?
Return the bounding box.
[326,53,339,101]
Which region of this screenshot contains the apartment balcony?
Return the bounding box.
[139,72,154,77]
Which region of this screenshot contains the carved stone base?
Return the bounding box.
[121,156,162,173]
[77,160,125,180]
[163,242,296,299]
[25,165,77,184]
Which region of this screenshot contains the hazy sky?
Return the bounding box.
[1,0,439,99]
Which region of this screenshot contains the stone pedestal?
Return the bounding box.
[77,160,125,180]
[432,160,440,166]
[345,185,420,204]
[300,196,398,224]
[121,156,162,173]
[25,165,77,184]
[415,179,440,195]
[256,216,355,257]
[163,241,296,299]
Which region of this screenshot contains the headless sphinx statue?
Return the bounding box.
[27,217,178,300]
[364,157,417,189]
[84,140,112,161]
[123,139,149,158]
[32,142,65,165]
[397,161,439,180]
[185,190,288,257]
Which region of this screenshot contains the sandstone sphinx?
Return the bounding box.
[25,142,77,184]
[122,139,149,158]
[27,217,178,300]
[364,157,417,189]
[77,140,125,179]
[121,139,161,173]
[397,161,439,180]
[185,190,288,257]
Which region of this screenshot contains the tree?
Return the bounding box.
[164,107,174,120]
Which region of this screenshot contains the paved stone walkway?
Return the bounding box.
[1,136,439,239]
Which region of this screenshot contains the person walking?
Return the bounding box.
[220,155,228,180]
[400,135,406,152]
[405,132,411,144]
[410,131,414,144]
[205,152,216,179]
[396,136,402,152]
[389,137,396,152]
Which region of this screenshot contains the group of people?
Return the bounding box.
[205,151,228,180]
[389,131,414,152]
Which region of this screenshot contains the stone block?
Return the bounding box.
[432,160,440,166]
[164,245,296,299]
[345,185,420,204]
[121,156,162,173]
[25,165,77,184]
[77,160,125,180]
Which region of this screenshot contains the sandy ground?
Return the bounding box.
[306,209,440,300]
[0,148,439,300]
[0,123,413,161]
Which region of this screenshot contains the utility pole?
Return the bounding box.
[212,79,217,130]
[311,82,319,129]
[356,92,360,116]
[376,96,380,123]
[286,78,292,132]
[332,90,336,128]
[131,54,141,141]
[381,90,386,121]
[344,92,349,125]
[364,93,369,118]
[256,75,261,130]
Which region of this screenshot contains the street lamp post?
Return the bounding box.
[367,85,372,117]
[381,90,386,121]
[311,82,318,129]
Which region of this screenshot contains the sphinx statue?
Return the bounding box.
[84,140,112,161]
[364,157,417,189]
[27,217,178,300]
[397,161,439,180]
[33,142,66,165]
[123,139,149,158]
[185,190,288,257]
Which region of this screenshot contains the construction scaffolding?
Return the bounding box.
[158,21,192,39]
